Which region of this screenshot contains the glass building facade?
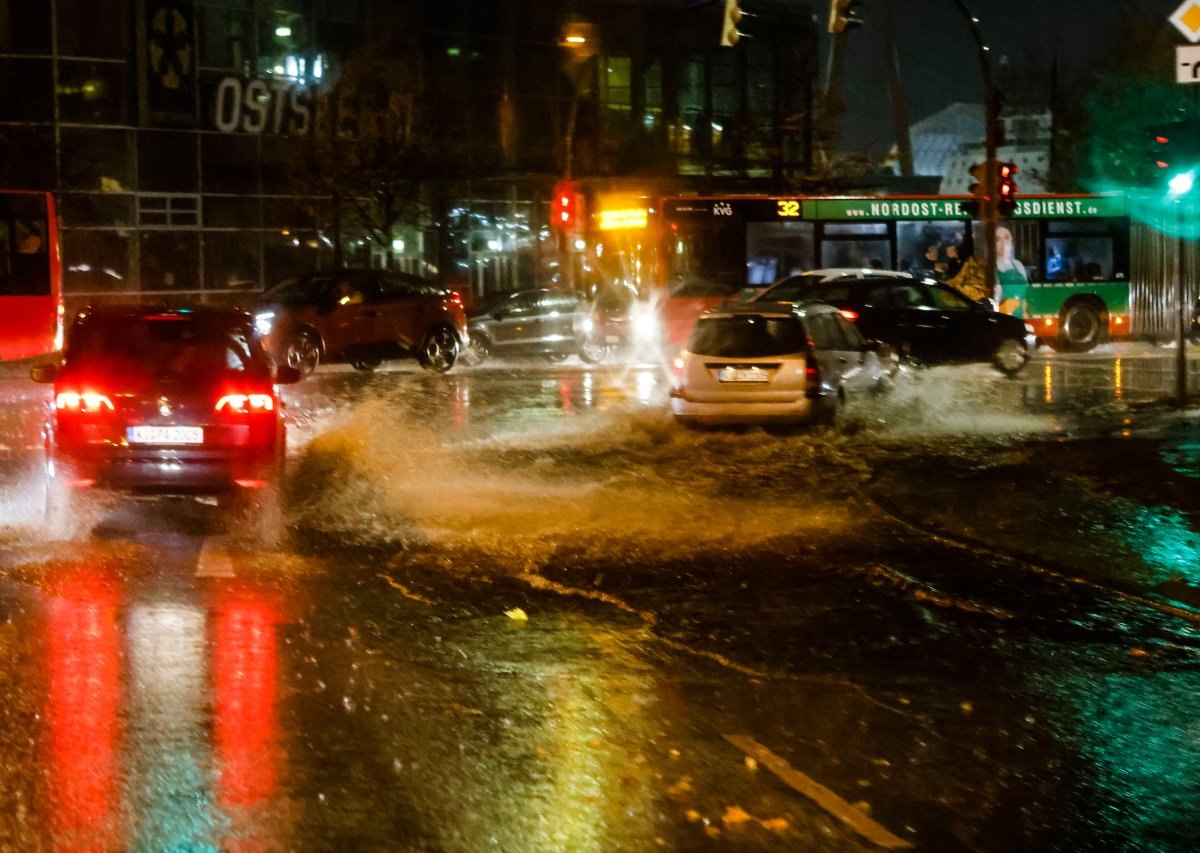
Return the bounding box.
[0,0,816,308]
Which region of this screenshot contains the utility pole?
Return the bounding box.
[950,0,998,302]
[882,0,913,176]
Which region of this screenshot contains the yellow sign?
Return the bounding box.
[1171,0,1200,43]
[597,208,648,231]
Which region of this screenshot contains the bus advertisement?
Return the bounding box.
[0,191,63,362]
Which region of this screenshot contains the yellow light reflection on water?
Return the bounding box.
[1044,363,1054,405]
[1114,358,1123,400]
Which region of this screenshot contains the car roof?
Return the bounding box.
[699,300,836,320]
[796,268,915,281]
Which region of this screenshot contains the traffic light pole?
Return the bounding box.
[950,0,998,302]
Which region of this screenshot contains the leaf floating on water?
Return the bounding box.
[504,607,529,621]
[760,817,790,833]
[722,805,754,827]
[743,756,758,772]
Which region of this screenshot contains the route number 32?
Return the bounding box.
[776,200,801,218]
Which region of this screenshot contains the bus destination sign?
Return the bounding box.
[800,196,1129,221]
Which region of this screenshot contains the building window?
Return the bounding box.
[60,128,135,192]
[0,6,50,54]
[140,231,199,291]
[204,231,262,291]
[197,4,252,71]
[62,230,131,294]
[0,58,53,122]
[58,60,131,125]
[138,194,200,227]
[138,130,199,192]
[57,0,130,59]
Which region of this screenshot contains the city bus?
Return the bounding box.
[657,193,1142,352]
[0,191,62,361]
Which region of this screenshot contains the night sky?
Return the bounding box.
[835,0,1171,154]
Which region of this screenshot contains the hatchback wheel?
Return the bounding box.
[461,336,490,366]
[419,326,459,372]
[284,330,321,376]
[992,338,1028,376]
[577,332,608,365]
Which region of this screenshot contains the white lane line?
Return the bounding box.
[195,536,235,578]
[723,734,913,850]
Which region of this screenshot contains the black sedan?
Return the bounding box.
[754,268,1036,375]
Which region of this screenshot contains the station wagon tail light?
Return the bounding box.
[215,393,275,414]
[449,291,463,306]
[56,390,115,413]
[805,357,821,397]
[838,309,859,322]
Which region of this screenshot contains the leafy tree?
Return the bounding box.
[1072,6,1187,194]
[292,29,474,268]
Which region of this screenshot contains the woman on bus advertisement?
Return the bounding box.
[994,224,1028,317]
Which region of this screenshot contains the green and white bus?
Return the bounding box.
[658,193,1171,351]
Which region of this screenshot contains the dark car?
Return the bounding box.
[30,305,301,534]
[754,268,1036,375]
[462,288,607,365]
[253,269,469,375]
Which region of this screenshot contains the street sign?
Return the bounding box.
[1171,0,1200,43]
[1178,45,1200,82]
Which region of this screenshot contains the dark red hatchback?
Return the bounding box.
[30,305,301,530]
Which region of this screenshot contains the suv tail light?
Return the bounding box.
[838,309,859,322]
[215,393,275,414]
[56,390,115,413]
[449,291,463,306]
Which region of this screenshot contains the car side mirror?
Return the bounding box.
[274,365,303,385]
[30,363,58,383]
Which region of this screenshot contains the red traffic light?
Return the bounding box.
[551,180,581,232]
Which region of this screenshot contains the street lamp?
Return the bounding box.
[559,17,597,181]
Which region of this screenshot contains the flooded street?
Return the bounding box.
[3,349,1200,849]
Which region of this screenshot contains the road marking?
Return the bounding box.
[723,735,913,850]
[196,537,235,578]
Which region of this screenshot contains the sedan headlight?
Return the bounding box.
[632,307,659,342]
[254,311,275,336]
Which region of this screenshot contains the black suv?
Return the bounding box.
[755,269,1036,375]
[30,305,301,533]
[462,289,607,365]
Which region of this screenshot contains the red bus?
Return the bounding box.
[0,191,62,361]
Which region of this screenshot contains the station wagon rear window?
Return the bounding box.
[689,314,807,357]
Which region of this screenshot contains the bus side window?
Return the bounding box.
[15,220,44,254]
[9,219,49,296]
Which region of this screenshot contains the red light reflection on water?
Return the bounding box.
[213,585,281,835]
[44,570,122,851]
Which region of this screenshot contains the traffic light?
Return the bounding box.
[996,161,1019,216]
[959,161,989,218]
[1146,120,1200,182]
[551,180,581,233]
[827,0,864,34]
[720,0,743,46]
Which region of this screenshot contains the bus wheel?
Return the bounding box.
[1058,303,1103,352]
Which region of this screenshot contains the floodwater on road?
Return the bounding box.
[2,354,1200,849]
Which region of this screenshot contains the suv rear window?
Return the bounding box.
[689,314,807,357]
[68,315,266,379]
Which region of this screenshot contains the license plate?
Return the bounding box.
[606,335,621,343]
[128,425,204,445]
[718,367,770,383]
